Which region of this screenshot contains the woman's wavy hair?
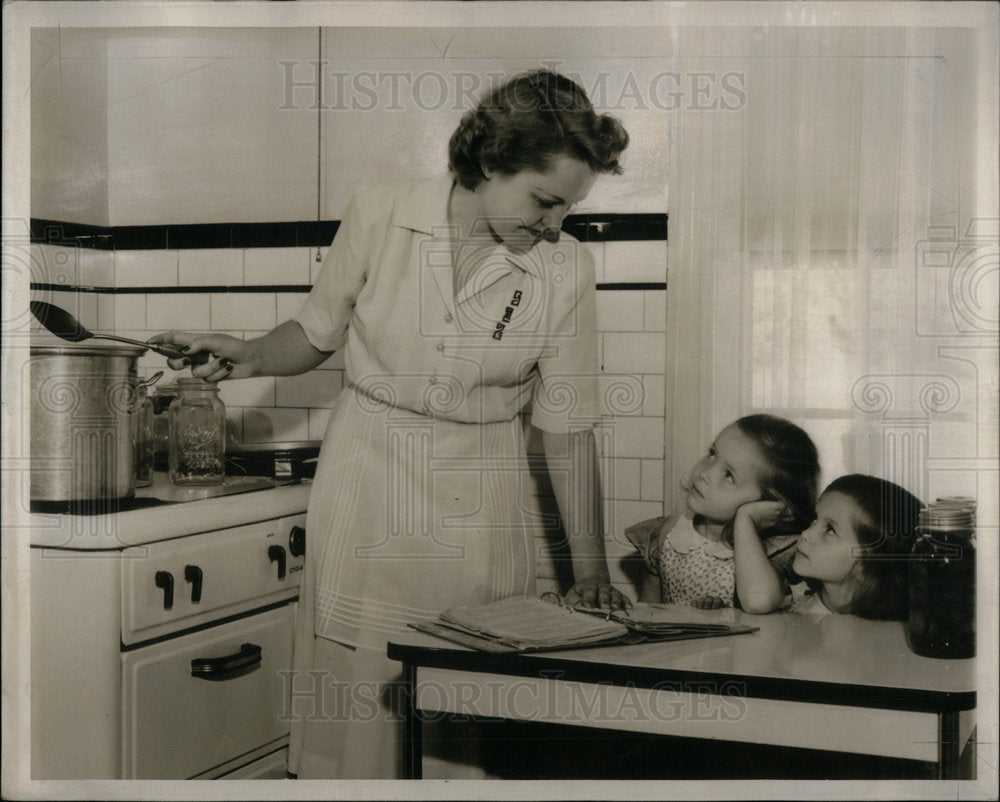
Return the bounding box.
[448,69,629,190]
[812,474,924,621]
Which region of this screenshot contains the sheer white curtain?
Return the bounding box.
[664,25,997,513]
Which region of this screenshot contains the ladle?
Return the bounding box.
[30,300,210,365]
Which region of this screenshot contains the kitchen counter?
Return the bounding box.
[27,474,312,550]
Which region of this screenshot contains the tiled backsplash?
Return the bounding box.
[30,232,667,594]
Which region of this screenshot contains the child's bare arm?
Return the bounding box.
[733,501,789,614]
[634,567,662,603]
[625,516,671,603]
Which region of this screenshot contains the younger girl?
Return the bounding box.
[627,414,820,609]
[736,474,923,618]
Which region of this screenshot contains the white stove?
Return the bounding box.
[29,477,310,779]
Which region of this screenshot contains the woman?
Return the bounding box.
[153,69,630,778]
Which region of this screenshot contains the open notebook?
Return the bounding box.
[412,595,759,653]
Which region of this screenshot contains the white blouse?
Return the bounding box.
[294,174,600,433]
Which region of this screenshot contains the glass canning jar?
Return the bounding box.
[907,502,976,659]
[168,378,227,486]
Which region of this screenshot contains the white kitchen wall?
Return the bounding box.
[31,29,110,224]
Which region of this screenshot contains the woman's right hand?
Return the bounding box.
[149,331,254,382]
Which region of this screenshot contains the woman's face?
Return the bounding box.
[792,491,864,585]
[473,154,597,253]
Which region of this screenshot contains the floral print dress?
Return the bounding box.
[626,514,798,607]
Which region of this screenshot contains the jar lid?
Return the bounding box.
[919,504,975,531]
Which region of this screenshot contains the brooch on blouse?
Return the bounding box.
[492,289,523,341]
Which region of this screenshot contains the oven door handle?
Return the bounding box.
[190,642,262,680]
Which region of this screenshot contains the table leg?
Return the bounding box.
[939,711,959,779]
[402,662,422,780]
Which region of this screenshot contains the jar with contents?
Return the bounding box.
[131,381,154,488]
[151,383,177,471]
[168,378,226,486]
[907,500,976,659]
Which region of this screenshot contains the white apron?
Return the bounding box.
[287,386,540,778]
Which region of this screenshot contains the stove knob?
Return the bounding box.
[289,525,306,557]
[154,571,174,610]
[184,564,203,604]
[268,545,287,580]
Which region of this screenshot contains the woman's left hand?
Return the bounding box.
[564,575,632,610]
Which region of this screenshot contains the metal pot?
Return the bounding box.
[30,343,146,502]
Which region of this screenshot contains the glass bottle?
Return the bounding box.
[907,501,976,659]
[168,378,226,486]
[131,381,154,488]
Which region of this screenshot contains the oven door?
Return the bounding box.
[121,604,294,779]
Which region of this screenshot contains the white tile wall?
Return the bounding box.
[596,291,644,332]
[178,249,244,286]
[640,372,665,417]
[116,250,179,287]
[643,289,667,331]
[641,458,665,502]
[31,243,80,286]
[604,457,641,501]
[94,294,116,332]
[146,293,210,330]
[80,249,116,287]
[218,375,276,408]
[603,240,667,283]
[245,247,312,285]
[210,292,277,331]
[603,332,666,375]
[604,416,665,460]
[113,294,147,330]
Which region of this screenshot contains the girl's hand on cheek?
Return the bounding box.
[737,499,792,531]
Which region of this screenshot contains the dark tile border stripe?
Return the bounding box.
[32,282,666,294]
[30,283,313,294]
[597,282,667,291]
[30,213,665,251]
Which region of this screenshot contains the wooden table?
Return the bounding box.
[387,609,976,780]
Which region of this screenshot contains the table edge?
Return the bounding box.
[387,640,977,714]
